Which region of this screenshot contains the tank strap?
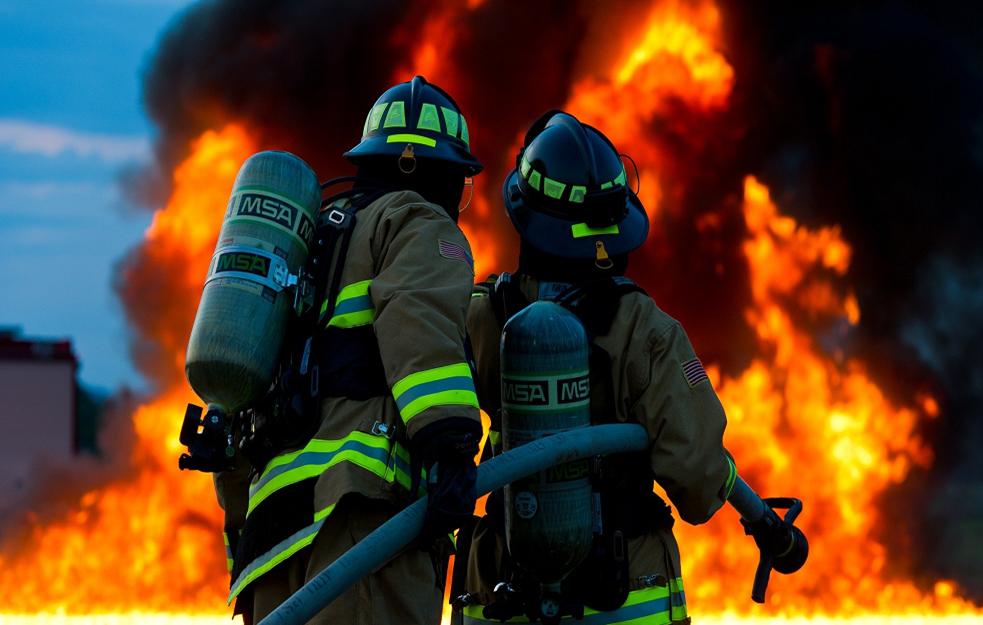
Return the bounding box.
[204,244,292,292]
[554,277,646,341]
[311,191,390,400]
[488,271,533,328]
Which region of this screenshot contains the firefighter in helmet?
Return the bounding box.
[215,76,484,625]
[457,110,739,624]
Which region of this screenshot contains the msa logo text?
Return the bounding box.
[502,379,549,406]
[557,374,589,404]
[215,252,269,277]
[238,194,297,227]
[547,459,590,483]
[235,193,315,245]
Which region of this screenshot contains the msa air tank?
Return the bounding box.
[185,151,320,419]
[501,301,593,587]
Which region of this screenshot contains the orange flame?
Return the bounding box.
[0,127,252,616]
[566,0,734,221]
[669,178,979,616]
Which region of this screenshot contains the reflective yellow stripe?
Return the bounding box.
[247,435,392,517]
[392,363,479,423]
[323,280,375,329]
[461,115,470,146]
[570,185,587,203]
[528,170,542,191]
[229,518,323,602]
[387,133,437,147]
[418,103,441,132]
[724,456,737,499]
[368,102,388,133]
[314,502,337,524]
[383,101,406,128]
[488,429,502,446]
[223,531,233,574]
[572,223,620,238]
[442,106,460,137]
[543,177,566,199]
[230,439,424,601]
[520,154,532,179]
[777,530,796,558]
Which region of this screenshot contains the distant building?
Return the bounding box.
[0,328,77,516]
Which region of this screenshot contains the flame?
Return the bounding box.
[566,0,733,221]
[667,178,979,616]
[0,127,252,616]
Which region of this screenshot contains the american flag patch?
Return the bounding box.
[438,239,474,273]
[681,358,709,388]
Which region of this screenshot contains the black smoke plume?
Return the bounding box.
[130,0,983,598]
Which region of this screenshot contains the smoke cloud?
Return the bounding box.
[126,0,983,597]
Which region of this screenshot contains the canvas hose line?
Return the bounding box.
[256,424,768,625]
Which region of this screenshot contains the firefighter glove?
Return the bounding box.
[410,418,481,549]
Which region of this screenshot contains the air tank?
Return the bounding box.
[501,301,593,587]
[185,151,321,419]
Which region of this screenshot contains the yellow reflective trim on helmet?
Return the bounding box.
[386,133,437,147]
[570,185,587,203]
[572,223,620,238]
[441,107,459,137]
[519,154,532,179]
[601,181,614,189]
[383,101,406,128]
[368,103,388,133]
[614,168,627,186]
[543,177,566,199]
[460,115,470,146]
[528,170,542,191]
[418,103,441,132]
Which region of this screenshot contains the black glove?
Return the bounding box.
[410,418,481,548]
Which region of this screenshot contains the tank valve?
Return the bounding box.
[178,403,236,473]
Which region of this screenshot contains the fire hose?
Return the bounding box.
[257,424,808,625]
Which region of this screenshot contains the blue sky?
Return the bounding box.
[0,0,195,392]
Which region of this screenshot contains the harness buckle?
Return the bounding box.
[371,420,395,439]
[637,573,668,588]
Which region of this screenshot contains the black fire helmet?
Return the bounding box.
[503,110,648,260]
[344,75,483,176]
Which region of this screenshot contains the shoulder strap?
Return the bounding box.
[554,277,646,340]
[488,272,532,329]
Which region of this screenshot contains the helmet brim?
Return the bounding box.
[344,138,483,176]
[502,168,649,259]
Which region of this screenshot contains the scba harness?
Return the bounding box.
[463,272,677,619]
[236,181,394,470]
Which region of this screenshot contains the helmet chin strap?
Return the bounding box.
[459,177,474,213]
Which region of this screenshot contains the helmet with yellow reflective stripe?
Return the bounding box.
[504,110,647,260]
[344,76,483,176]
